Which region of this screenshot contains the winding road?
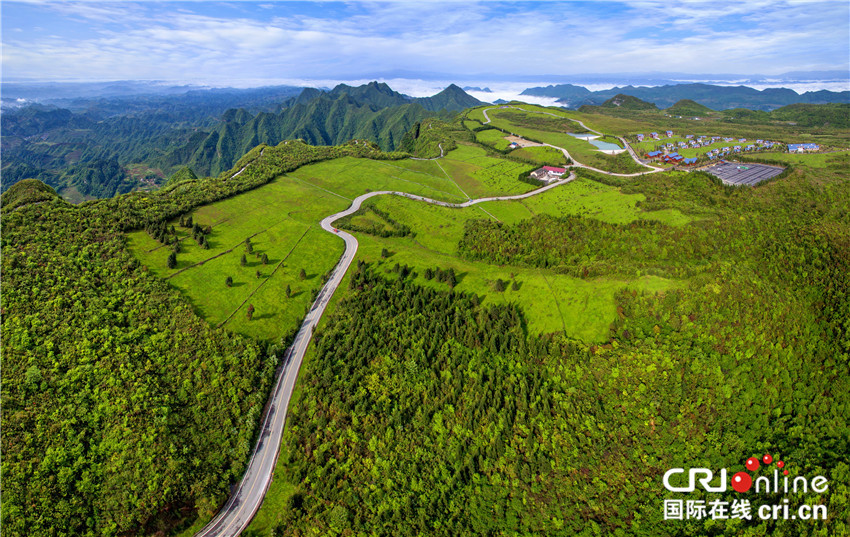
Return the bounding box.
[197,103,665,536]
[195,166,576,536]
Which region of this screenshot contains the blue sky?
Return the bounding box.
[3,1,849,85]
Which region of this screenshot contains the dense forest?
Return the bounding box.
[267,163,849,535]
[0,139,409,537]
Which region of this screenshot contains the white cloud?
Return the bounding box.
[2,1,847,83]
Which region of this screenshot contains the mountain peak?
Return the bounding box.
[601,94,657,110]
[414,85,485,111]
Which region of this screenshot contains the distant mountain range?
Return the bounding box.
[520,82,850,111]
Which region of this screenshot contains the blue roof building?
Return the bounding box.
[788,143,820,152]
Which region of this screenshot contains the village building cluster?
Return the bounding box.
[634,129,813,166]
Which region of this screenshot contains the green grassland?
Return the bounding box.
[320,177,692,341]
[462,119,482,131]
[126,148,539,343]
[474,127,512,150]
[127,176,350,342]
[484,107,647,173]
[509,145,568,165]
[435,143,536,198]
[741,149,850,168]
[285,157,467,202]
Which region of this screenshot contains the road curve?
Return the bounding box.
[195,172,576,537]
[480,105,664,175]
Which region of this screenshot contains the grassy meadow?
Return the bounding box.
[127,149,544,342]
[127,176,350,342]
[330,177,692,340]
[474,127,513,150]
[510,145,569,165]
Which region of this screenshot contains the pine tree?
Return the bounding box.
[447,269,457,288]
[511,279,520,291]
[241,254,247,266]
[247,304,254,320]
[225,276,233,287]
[286,284,291,298]
[167,251,177,269]
[299,268,307,281]
[261,253,269,265]
[246,238,253,254]
[256,270,262,279]
[381,248,390,258]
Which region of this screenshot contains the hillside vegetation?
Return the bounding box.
[257,152,850,537]
[4,102,849,537]
[0,139,408,537]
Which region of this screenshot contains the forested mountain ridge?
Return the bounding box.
[1,82,483,199]
[157,82,484,176]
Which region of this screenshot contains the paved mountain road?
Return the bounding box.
[195,169,576,537]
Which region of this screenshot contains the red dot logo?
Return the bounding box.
[763,453,773,465]
[777,460,784,469]
[745,457,760,471]
[732,471,752,492]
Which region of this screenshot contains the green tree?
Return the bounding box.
[167,251,177,269]
[261,253,269,265]
[246,304,255,320]
[246,238,253,254]
[299,268,307,281]
[241,254,247,267]
[286,284,291,298]
[225,276,233,287]
[381,248,390,258]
